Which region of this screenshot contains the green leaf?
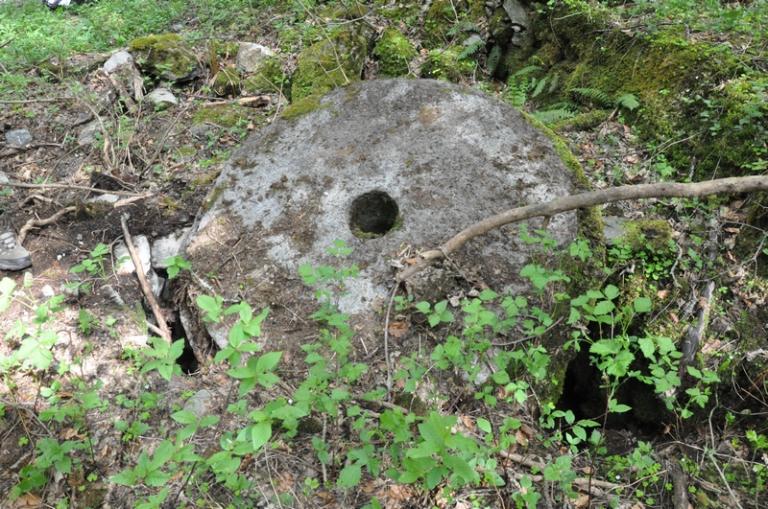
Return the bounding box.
[110,469,137,486]
[0,277,16,313]
[476,418,492,434]
[338,463,361,488]
[633,297,652,313]
[616,93,640,111]
[593,300,615,315]
[444,455,477,484]
[171,410,197,425]
[250,421,272,451]
[255,351,282,373]
[638,337,655,359]
[603,285,619,300]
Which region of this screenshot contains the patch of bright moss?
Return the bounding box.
[421,47,476,81]
[192,104,247,127]
[128,33,197,82]
[280,93,328,120]
[527,3,756,178]
[290,25,368,101]
[623,219,674,252]
[373,28,416,77]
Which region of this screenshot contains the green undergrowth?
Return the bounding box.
[2,229,758,508]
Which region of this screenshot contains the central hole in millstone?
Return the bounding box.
[349,190,399,237]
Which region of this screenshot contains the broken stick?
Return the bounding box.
[120,214,172,342]
[396,175,768,281]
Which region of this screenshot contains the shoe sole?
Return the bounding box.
[0,256,32,271]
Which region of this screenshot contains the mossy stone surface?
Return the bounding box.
[620,219,674,252]
[421,47,476,81]
[290,25,369,101]
[192,104,247,127]
[242,56,286,95]
[212,66,242,97]
[128,33,198,82]
[524,3,759,178]
[373,28,416,77]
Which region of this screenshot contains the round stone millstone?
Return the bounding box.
[181,79,580,350]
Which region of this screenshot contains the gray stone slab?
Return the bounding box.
[182,79,580,343]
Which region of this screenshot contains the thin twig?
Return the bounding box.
[397,176,768,281]
[1,180,143,197]
[120,214,172,342]
[0,97,73,104]
[18,206,77,244]
[499,451,622,491]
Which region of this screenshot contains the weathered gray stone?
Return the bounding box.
[78,120,101,147]
[114,235,152,275]
[183,389,216,417]
[5,129,32,148]
[103,50,134,74]
[236,42,275,73]
[181,79,580,349]
[151,228,189,269]
[145,88,178,110]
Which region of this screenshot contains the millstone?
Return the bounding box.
[181,79,580,352]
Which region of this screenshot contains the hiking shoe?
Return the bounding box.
[0,230,32,271]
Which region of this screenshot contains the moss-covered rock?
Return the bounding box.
[192,104,247,128]
[242,56,286,95]
[423,0,486,48]
[290,25,369,101]
[373,28,417,77]
[421,46,476,81]
[522,3,760,178]
[212,66,242,97]
[620,219,674,253]
[129,33,198,82]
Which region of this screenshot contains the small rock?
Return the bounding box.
[41,285,55,298]
[77,120,101,147]
[0,171,9,185]
[463,34,484,48]
[149,271,164,298]
[102,50,134,74]
[236,42,275,73]
[86,193,120,204]
[183,389,215,418]
[122,335,149,348]
[114,235,152,275]
[151,228,189,269]
[5,129,32,148]
[145,88,178,110]
[603,216,629,244]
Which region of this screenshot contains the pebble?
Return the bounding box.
[5,129,32,148]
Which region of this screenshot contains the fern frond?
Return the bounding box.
[571,87,613,107]
[533,108,576,125]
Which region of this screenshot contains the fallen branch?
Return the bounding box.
[120,214,172,342]
[18,206,76,244]
[2,180,143,197]
[396,176,768,281]
[200,95,271,108]
[500,451,622,492]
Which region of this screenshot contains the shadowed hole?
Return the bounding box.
[349,190,399,237]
